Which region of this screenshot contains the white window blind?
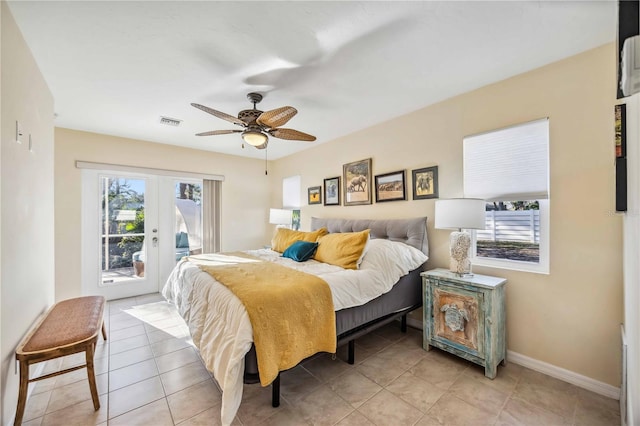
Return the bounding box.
[464,118,549,201]
[283,175,301,208]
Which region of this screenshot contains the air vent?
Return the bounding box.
[160,116,182,127]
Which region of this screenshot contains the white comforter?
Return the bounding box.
[162,239,427,425]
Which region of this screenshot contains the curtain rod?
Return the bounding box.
[76,161,225,181]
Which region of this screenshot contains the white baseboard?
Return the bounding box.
[405,317,620,400]
[507,350,620,400]
[626,391,636,426]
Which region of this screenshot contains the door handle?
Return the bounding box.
[152,237,158,247]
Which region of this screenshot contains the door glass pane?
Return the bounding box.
[175,181,202,263]
[101,177,145,284]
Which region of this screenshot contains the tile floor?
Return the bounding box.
[20,293,620,425]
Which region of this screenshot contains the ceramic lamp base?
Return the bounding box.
[449,231,472,276]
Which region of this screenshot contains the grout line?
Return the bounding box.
[144,313,178,426]
[106,304,112,422]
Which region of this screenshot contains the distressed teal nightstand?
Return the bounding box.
[421,269,507,379]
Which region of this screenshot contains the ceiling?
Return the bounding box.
[8,1,616,160]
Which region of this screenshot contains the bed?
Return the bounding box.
[162,216,428,425]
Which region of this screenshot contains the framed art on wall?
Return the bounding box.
[616,103,627,158]
[374,170,406,202]
[615,104,627,212]
[343,158,372,206]
[308,186,322,205]
[323,176,340,206]
[412,166,439,200]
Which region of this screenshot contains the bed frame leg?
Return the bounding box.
[348,340,355,365]
[272,373,280,408]
[401,314,407,333]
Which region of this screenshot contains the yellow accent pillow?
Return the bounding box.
[271,227,328,253]
[314,229,371,270]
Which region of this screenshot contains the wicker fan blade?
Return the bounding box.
[191,103,246,126]
[269,128,316,141]
[257,106,297,128]
[195,130,243,136]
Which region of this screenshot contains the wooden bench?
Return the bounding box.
[14,296,107,426]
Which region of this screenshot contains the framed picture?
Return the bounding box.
[615,104,627,212]
[343,158,372,206]
[412,166,439,200]
[323,176,341,206]
[308,186,322,205]
[616,103,627,158]
[374,170,407,202]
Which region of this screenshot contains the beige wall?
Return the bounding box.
[271,44,622,387]
[55,128,272,301]
[1,1,55,423]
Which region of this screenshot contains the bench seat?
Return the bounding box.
[14,296,107,426]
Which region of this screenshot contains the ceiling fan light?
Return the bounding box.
[242,130,268,146]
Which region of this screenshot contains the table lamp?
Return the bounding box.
[435,198,486,276]
[269,208,293,229]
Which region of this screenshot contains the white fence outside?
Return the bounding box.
[476,210,540,244]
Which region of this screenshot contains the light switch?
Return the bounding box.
[16,121,23,144]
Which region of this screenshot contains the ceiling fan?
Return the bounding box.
[191,92,316,149]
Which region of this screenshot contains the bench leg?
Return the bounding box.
[101,322,107,341]
[14,360,29,426]
[85,344,100,411]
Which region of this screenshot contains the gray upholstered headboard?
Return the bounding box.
[310,217,429,257]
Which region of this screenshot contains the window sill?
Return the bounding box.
[472,256,549,275]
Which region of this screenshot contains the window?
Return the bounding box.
[464,118,549,274]
[283,175,301,230]
[282,175,301,209]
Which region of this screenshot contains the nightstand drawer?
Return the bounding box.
[430,281,484,358]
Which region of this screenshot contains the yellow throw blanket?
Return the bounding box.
[188,252,336,386]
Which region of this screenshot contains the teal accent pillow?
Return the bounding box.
[282,240,319,262]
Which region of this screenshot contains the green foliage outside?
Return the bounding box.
[118,209,145,266]
[103,178,144,269]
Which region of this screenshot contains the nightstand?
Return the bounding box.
[421,268,507,379]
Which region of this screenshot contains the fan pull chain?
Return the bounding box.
[265,147,268,175]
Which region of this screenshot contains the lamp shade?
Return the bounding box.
[269,208,292,226]
[435,198,486,230]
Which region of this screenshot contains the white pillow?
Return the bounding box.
[356,233,371,269]
[360,238,428,275]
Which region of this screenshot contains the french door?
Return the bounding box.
[82,170,202,300]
